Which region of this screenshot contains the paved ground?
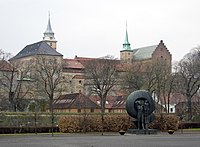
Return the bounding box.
[0,132,199,147]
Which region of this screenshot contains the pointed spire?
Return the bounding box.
[44,12,54,35]
[43,12,57,49]
[123,21,131,50]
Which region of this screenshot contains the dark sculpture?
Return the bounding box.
[126,90,155,134]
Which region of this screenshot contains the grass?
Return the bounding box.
[183,128,200,131]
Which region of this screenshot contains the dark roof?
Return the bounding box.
[9,41,62,61]
[53,93,100,109]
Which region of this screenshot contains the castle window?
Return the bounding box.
[78,109,81,113]
[79,80,82,84]
[90,108,94,113]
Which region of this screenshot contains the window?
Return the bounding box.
[78,109,81,113]
[90,108,94,113]
[170,108,173,112]
[79,80,82,84]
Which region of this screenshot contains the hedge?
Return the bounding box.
[0,126,59,134]
[0,112,179,133]
[59,114,132,133]
[59,114,179,133]
[149,114,179,131]
[179,122,200,129]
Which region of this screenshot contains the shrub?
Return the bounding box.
[59,114,132,133]
[149,114,179,131]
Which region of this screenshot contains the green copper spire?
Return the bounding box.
[123,21,131,50]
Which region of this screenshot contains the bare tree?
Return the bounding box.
[84,56,119,135]
[123,59,174,113]
[0,61,34,111]
[123,62,145,93]
[34,55,63,136]
[174,47,200,120]
[0,50,33,111]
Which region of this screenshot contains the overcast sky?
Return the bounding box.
[0,0,200,61]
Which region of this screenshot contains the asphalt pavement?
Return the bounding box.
[0,132,199,147]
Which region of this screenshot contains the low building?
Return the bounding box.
[89,95,126,113]
[53,93,100,113]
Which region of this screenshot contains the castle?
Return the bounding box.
[7,15,172,112]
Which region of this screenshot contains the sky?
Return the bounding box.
[0,0,200,62]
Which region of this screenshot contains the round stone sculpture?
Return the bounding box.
[126,90,155,132]
[126,90,155,118]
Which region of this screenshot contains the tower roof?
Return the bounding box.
[122,22,131,50]
[43,13,56,41]
[44,13,54,34]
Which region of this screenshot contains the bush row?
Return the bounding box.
[0,113,60,127]
[59,114,179,133]
[0,126,59,134]
[59,114,132,133]
[179,122,200,129]
[150,114,179,131]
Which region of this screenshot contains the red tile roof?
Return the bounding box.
[89,94,126,109]
[62,59,84,69]
[53,93,100,109]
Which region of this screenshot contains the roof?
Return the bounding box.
[9,41,62,61]
[89,95,126,109]
[133,45,158,60]
[72,75,85,79]
[62,59,84,69]
[44,15,54,34]
[120,50,133,52]
[53,93,100,109]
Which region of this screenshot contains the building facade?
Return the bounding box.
[8,16,172,112]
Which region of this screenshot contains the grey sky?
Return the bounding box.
[0,0,200,61]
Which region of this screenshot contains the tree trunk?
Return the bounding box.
[187,95,192,121]
[50,98,54,137]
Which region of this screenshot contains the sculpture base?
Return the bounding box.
[127,129,157,135]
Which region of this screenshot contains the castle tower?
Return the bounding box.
[120,22,133,63]
[43,13,57,49]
